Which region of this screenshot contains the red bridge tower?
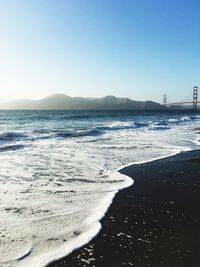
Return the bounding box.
[193,86,198,110]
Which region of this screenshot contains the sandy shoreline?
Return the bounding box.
[48,149,200,267]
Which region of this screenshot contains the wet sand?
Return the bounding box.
[49,150,200,267]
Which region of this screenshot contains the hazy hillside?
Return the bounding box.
[0,94,162,110]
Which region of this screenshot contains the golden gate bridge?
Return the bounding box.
[163,86,199,110]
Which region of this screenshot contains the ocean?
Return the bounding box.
[0,110,199,267]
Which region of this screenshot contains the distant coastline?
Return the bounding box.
[0,94,162,110]
[0,94,195,111]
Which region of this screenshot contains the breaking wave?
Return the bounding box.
[0,144,26,152]
[0,131,27,141]
[0,115,197,143]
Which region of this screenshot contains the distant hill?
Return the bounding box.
[0,94,162,110]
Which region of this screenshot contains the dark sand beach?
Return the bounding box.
[49,150,200,267]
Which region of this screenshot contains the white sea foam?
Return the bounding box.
[0,111,199,267]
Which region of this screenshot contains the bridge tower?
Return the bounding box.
[193,86,198,110]
[163,94,167,108]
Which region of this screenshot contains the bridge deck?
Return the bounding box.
[167,101,200,105]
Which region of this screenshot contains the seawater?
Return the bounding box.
[0,110,199,267]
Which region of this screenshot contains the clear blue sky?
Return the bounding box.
[0,0,199,103]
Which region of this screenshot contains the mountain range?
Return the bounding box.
[0,94,162,110]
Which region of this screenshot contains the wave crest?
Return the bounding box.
[0,132,26,141]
